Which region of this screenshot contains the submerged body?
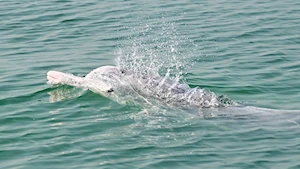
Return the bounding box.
[47,66,233,108]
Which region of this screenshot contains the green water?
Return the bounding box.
[1,0,300,168]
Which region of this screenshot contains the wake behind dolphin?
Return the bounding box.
[47,65,235,108]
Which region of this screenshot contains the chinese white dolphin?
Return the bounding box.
[47,66,234,108]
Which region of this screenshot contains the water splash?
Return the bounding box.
[47,19,236,108]
[115,21,236,108]
[115,21,192,82]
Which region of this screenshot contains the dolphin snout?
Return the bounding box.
[47,70,64,85]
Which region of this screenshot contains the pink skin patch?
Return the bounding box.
[47,71,64,85]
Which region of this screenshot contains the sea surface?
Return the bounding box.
[1,0,300,168]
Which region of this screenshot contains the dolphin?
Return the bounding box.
[47,66,120,95]
[47,66,234,108]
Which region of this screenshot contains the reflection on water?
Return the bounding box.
[48,85,87,102]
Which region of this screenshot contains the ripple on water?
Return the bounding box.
[1,0,300,168]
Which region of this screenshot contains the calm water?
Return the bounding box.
[1,0,300,168]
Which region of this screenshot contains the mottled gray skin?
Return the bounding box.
[124,73,221,108]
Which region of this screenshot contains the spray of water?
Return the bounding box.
[114,21,236,108]
[115,21,192,82]
[47,19,236,108]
